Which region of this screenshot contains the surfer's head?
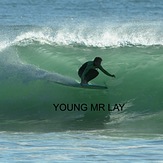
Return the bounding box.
[93,57,102,67]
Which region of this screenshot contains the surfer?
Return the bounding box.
[78,57,115,85]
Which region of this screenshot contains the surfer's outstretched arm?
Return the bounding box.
[99,65,115,78]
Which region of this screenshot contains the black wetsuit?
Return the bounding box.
[78,61,112,83]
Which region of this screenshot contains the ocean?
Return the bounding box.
[0,0,163,162]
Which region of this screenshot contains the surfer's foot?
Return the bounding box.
[81,83,89,86]
[80,80,88,86]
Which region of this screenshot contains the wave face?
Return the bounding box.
[0,23,163,133]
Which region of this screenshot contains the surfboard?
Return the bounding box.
[71,83,108,89]
[47,73,108,90]
[48,80,108,89]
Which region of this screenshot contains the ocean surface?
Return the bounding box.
[0,0,163,162]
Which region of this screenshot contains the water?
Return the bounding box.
[0,0,163,162]
[1,131,163,163]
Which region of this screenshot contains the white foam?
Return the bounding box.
[3,22,163,49]
[53,22,163,47]
[14,30,53,46]
[0,41,10,52]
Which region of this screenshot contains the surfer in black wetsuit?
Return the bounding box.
[78,57,115,85]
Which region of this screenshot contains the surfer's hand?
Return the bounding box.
[112,74,116,78]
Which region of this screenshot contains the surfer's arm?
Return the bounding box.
[99,65,115,78]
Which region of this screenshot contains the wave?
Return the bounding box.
[0,24,163,132]
[2,21,162,50]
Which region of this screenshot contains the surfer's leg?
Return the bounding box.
[78,65,88,84]
[78,69,82,78]
[78,62,87,78]
[78,68,86,84]
[85,69,99,82]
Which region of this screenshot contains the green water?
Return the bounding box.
[0,39,163,133]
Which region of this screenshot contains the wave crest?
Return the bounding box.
[10,22,163,48]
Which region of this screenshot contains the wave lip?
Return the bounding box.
[54,23,163,47]
[4,22,162,49]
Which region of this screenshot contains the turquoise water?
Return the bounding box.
[0,0,163,162]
